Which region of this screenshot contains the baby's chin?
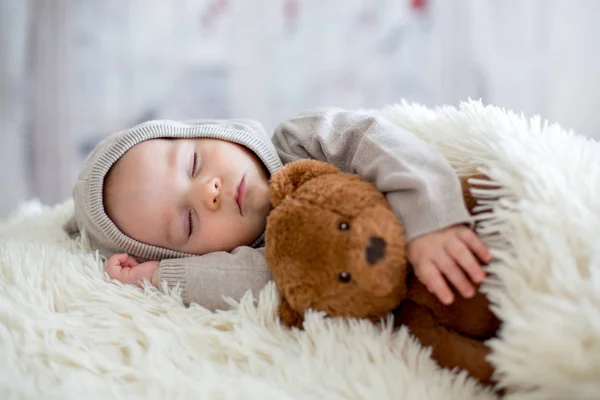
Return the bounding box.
[240,219,268,247]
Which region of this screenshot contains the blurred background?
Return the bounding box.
[1,0,600,218]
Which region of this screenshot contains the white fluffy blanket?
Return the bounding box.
[1,100,599,399]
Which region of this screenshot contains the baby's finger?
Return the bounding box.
[435,253,475,299]
[109,253,128,265]
[105,261,122,279]
[416,262,454,305]
[121,255,140,269]
[458,229,492,263]
[447,238,486,284]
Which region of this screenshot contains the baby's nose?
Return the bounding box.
[204,177,221,211]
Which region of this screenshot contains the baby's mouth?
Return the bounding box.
[235,175,246,216]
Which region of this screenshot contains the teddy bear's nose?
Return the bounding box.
[365,236,387,265]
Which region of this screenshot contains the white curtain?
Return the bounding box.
[432,0,600,137]
[0,0,30,217]
[1,0,599,217]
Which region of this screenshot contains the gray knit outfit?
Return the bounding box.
[65,108,472,310]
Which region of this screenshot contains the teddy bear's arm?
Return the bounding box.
[278,297,305,329]
[396,300,495,385]
[408,279,501,339]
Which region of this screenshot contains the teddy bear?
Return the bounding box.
[264,159,501,385]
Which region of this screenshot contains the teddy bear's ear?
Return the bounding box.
[269,159,341,207]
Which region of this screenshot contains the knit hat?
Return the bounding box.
[64,118,283,262]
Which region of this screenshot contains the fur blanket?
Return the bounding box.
[1,100,598,399]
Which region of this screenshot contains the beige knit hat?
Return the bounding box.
[64,118,282,262]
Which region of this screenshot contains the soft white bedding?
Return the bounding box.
[1,100,598,399]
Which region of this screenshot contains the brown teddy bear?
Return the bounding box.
[264,159,501,385]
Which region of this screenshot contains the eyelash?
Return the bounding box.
[191,152,198,177]
[188,209,194,237]
[188,151,199,238]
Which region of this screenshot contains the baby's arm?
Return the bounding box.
[106,247,272,310]
[273,108,491,304]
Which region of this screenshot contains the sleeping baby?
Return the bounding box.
[64,108,491,310]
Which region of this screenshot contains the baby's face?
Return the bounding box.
[104,138,271,255]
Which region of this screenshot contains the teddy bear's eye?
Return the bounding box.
[338,222,350,231]
[338,272,352,283]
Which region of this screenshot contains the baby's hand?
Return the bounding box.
[106,253,160,288]
[406,225,492,305]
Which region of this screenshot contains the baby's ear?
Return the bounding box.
[269,159,341,207]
